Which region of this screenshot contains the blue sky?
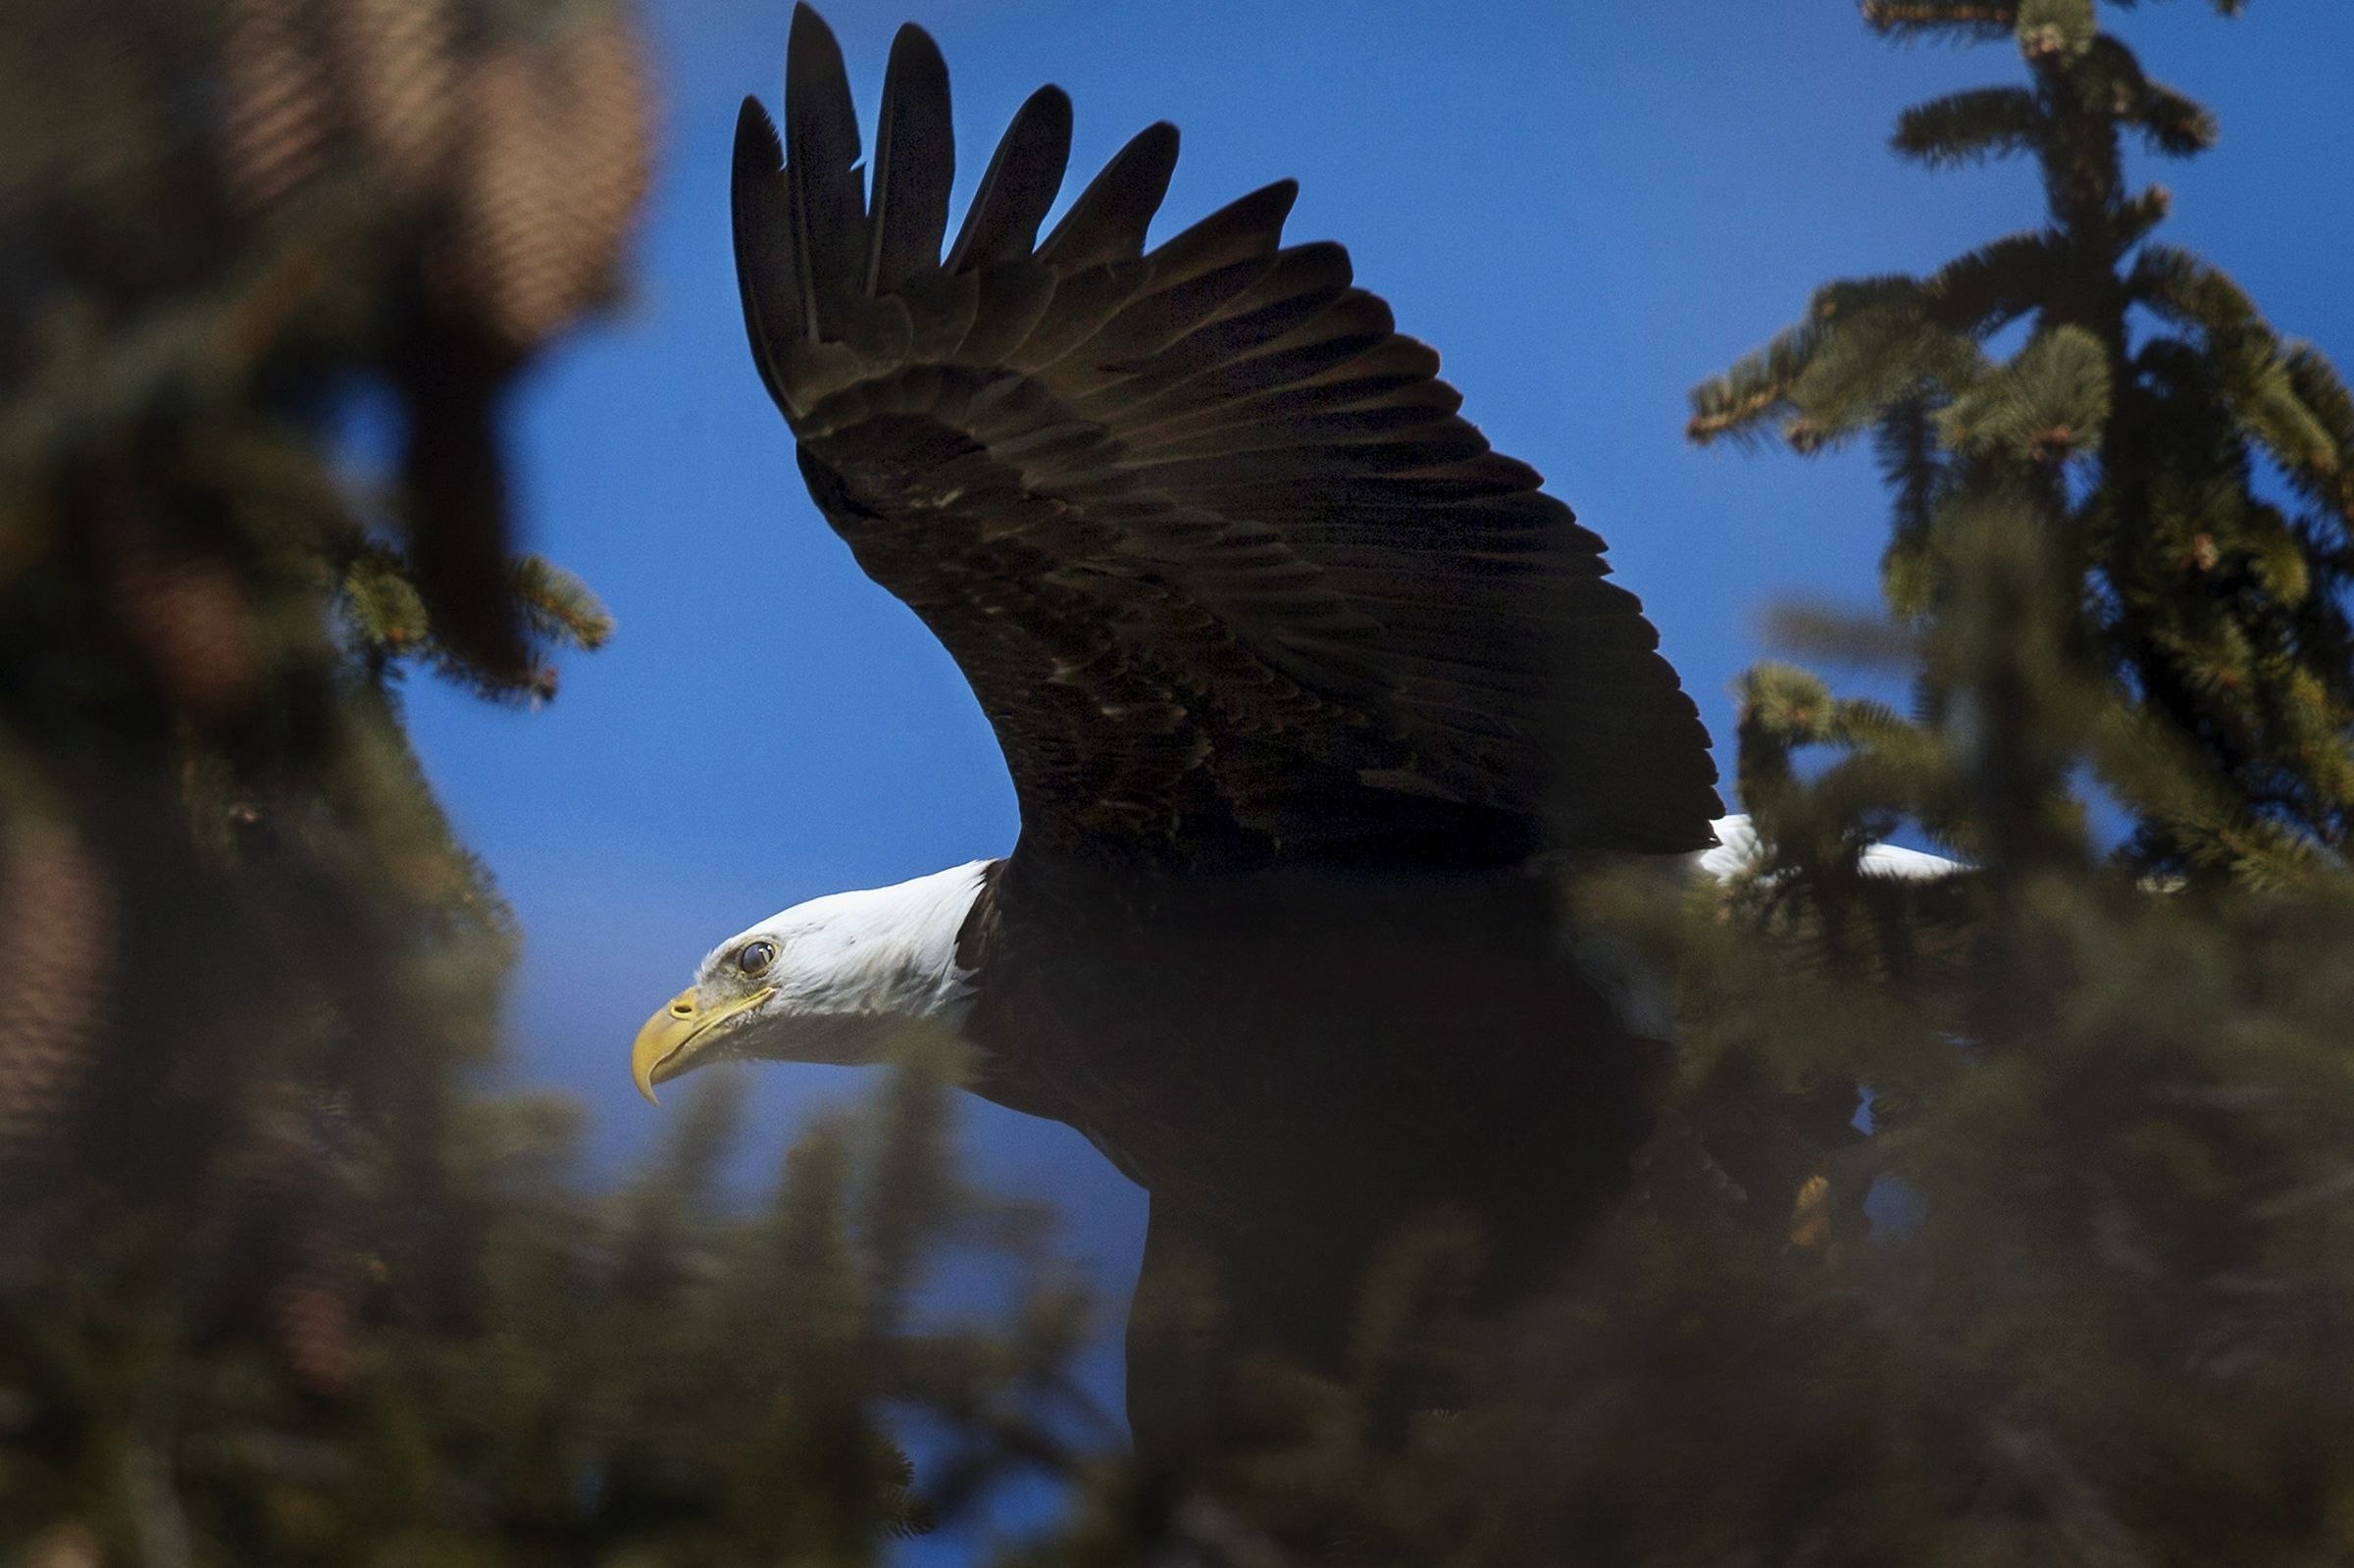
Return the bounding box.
[401,0,2352,1526]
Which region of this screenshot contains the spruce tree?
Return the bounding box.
[1395,4,2354,1557]
[1,5,1105,1562]
[1689,0,2354,884]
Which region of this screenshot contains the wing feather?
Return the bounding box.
[737,16,1720,863]
[783,4,866,341]
[1038,122,1180,268]
[1140,180,1299,284]
[945,86,1074,273]
[866,25,954,295]
[732,99,796,406]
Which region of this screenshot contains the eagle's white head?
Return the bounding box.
[630,860,994,1102]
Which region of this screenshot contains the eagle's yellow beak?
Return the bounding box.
[631,986,775,1105]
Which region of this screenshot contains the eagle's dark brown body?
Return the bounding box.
[957,852,1660,1448]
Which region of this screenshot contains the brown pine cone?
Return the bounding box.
[19,1522,101,1568]
[438,16,652,353]
[552,14,655,304]
[233,1089,364,1398]
[0,820,113,1167]
[447,47,579,352]
[329,0,460,201]
[220,0,339,215]
[269,1247,360,1399]
[104,512,260,722]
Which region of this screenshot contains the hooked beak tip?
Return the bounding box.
[631,986,703,1108]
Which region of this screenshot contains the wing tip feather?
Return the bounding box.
[868,19,955,294]
[889,18,944,58]
[946,82,1077,273]
[1039,120,1183,268]
[788,2,844,74]
[735,94,783,169]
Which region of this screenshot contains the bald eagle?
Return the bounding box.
[632,6,1721,1451]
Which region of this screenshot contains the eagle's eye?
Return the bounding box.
[737,939,778,976]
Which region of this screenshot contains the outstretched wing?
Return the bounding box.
[736,6,1719,867]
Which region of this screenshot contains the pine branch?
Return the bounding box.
[2076,37,2218,160]
[2091,704,2332,888]
[1787,300,1981,454]
[2281,345,2354,459]
[2134,246,2345,493]
[335,542,611,701]
[1689,277,1927,450]
[1892,85,2043,168]
[2129,79,2219,157]
[1937,324,2113,463]
[858,1047,961,1314]
[2236,508,2314,608]
[338,542,433,658]
[0,192,376,481]
[509,554,614,655]
[2280,345,2354,516]
[1921,228,2064,336]
[1876,399,1948,617]
[2113,181,2175,251]
[761,1118,870,1412]
[2224,343,2342,489]
[1862,1,2020,45]
[2103,0,2249,18]
[1688,323,1820,449]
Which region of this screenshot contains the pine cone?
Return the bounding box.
[439,17,652,353]
[329,0,460,200]
[221,0,339,214]
[104,513,260,721]
[552,15,654,304]
[444,47,574,351]
[20,1523,100,1568]
[236,1094,364,1400]
[269,1243,360,1399]
[0,820,113,1166]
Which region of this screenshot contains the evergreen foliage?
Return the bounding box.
[0,4,1099,1562]
[1411,517,2354,1564]
[1459,2,2354,1557]
[1692,0,2354,882]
